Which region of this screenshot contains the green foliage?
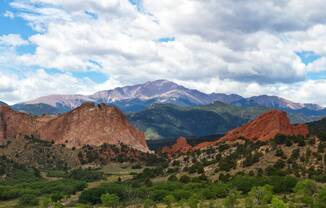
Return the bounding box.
[163,194,176,207]
[269,196,288,208]
[167,174,178,182]
[68,168,104,182]
[224,189,240,208]
[101,193,119,207]
[18,193,39,207]
[246,185,273,207]
[293,179,318,206]
[0,179,86,202]
[179,175,191,183]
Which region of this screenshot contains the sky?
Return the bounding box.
[0,0,326,106]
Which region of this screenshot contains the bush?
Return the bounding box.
[18,193,39,207]
[101,193,119,208]
[179,175,191,183]
[68,169,103,182]
[167,175,178,182]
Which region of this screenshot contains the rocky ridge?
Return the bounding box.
[0,103,149,152]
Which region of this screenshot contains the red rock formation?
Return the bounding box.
[219,110,308,143]
[0,103,149,152]
[0,105,54,142]
[162,136,192,155]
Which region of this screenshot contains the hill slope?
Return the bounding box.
[128,102,315,140]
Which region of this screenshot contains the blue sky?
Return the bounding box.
[0,0,326,106]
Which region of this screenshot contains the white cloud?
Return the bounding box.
[0,0,325,105]
[0,34,28,47]
[3,11,15,19]
[0,69,103,104]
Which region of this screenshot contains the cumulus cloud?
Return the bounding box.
[0,0,325,105]
[0,34,28,47]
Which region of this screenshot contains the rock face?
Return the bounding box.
[0,105,53,142]
[219,110,309,142]
[162,136,192,155]
[0,103,149,152]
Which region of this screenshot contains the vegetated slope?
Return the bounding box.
[160,110,325,182]
[0,135,157,170]
[0,135,79,170]
[0,155,40,182]
[166,135,326,182]
[307,118,326,139]
[128,103,248,140]
[128,102,312,140]
[0,103,149,152]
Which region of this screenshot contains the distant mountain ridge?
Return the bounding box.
[9,80,325,118]
[12,80,244,114]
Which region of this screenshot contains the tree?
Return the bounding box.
[40,197,52,208]
[293,179,318,206]
[167,174,178,182]
[246,185,273,207]
[101,193,119,208]
[163,194,176,208]
[18,194,39,207]
[316,187,326,208]
[188,194,200,208]
[224,189,240,208]
[269,196,288,208]
[143,199,154,208]
[179,175,191,183]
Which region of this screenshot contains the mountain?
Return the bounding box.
[13,80,244,115]
[128,101,317,140]
[162,110,309,151]
[307,117,326,139]
[128,102,252,140]
[0,103,148,152]
[0,101,7,106]
[232,95,324,111]
[218,110,309,143]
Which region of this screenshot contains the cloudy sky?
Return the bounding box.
[0,0,326,105]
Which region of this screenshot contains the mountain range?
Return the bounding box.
[10,80,325,116]
[2,79,326,140]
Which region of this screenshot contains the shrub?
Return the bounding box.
[168,175,178,182]
[179,175,191,183]
[270,196,288,208]
[101,193,119,207]
[18,193,39,207]
[68,169,103,182]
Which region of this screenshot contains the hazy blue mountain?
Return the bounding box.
[12,103,70,115]
[232,95,324,112]
[0,101,7,106]
[11,80,325,118]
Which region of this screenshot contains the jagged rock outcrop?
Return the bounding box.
[193,110,309,149]
[0,105,54,142]
[162,136,192,155]
[0,103,149,152]
[219,110,309,142]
